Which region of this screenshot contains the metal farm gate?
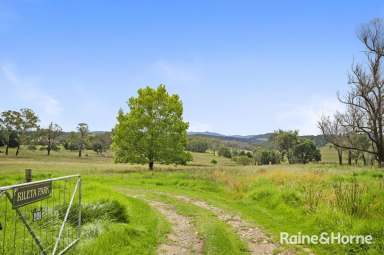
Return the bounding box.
[0,175,81,255]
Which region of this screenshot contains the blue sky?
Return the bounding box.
[1,0,384,135]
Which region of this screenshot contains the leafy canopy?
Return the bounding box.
[112,84,191,169]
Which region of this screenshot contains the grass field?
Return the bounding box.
[0,147,383,254]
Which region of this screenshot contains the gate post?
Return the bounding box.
[25,168,32,182]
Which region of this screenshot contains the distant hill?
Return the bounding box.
[188,132,272,145]
[188,132,326,147]
[59,130,326,148]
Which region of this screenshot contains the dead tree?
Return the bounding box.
[336,18,384,167]
[318,114,345,165]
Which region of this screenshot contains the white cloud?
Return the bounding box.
[0,64,62,125]
[274,96,344,135]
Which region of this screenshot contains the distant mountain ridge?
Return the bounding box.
[188,131,273,144]
[188,131,326,147]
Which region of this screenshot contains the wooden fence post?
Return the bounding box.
[25,168,32,183]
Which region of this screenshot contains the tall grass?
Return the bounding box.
[332,177,368,217]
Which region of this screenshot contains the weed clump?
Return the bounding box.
[302,183,323,213]
[61,199,129,226]
[281,191,301,207]
[332,177,368,217]
[82,199,129,224]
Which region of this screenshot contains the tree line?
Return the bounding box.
[0,108,111,157]
[319,18,384,167]
[186,129,321,165]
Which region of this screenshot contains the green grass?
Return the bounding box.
[127,191,248,255]
[1,147,384,254]
[72,191,170,255]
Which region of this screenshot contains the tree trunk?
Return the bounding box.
[5,145,8,155]
[78,146,82,157]
[16,145,20,156]
[47,137,51,156]
[362,154,367,166]
[348,150,352,165]
[376,143,384,168]
[337,148,343,165]
[377,152,384,168]
[149,161,154,170]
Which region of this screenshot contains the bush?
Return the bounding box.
[218,147,232,158]
[27,145,37,150]
[92,142,106,154]
[233,155,253,165]
[254,149,281,165]
[281,191,302,207]
[66,143,79,151]
[239,151,253,158]
[51,143,60,151]
[210,159,218,164]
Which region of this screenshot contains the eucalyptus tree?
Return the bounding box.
[16,108,39,156]
[77,123,89,157]
[0,110,20,155]
[0,108,39,156]
[318,113,346,165]
[270,129,299,163]
[41,122,63,155]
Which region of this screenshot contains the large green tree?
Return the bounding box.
[270,129,299,163]
[0,108,39,156]
[290,139,321,164]
[112,85,191,170]
[0,110,21,155]
[16,108,40,156]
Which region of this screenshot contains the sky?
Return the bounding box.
[1,0,384,135]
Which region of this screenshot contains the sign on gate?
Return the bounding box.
[13,181,52,208]
[0,174,81,255]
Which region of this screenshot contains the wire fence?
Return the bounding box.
[0,175,81,255]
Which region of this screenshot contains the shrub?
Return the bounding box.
[218,147,232,158]
[254,149,281,165]
[239,151,253,158]
[250,190,274,201]
[281,191,302,207]
[27,145,37,150]
[51,143,60,151]
[210,159,218,165]
[92,142,105,154]
[233,155,253,165]
[68,143,79,151]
